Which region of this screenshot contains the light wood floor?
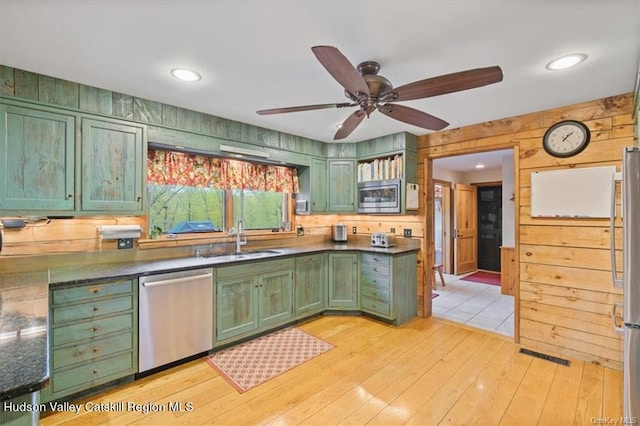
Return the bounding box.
[41,315,623,425]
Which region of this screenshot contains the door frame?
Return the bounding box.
[424,148,520,343]
[434,179,453,274]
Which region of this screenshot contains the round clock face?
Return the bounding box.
[542,120,591,158]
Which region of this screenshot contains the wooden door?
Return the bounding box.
[81,118,145,212]
[258,269,293,327]
[328,252,358,308]
[327,160,356,212]
[310,158,327,212]
[454,183,478,274]
[216,277,258,342]
[294,254,327,316]
[0,105,75,212]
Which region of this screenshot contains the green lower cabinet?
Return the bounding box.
[360,252,417,325]
[328,252,359,309]
[294,253,327,317]
[41,279,137,403]
[0,392,40,426]
[215,258,294,345]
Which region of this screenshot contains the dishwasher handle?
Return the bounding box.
[141,273,213,288]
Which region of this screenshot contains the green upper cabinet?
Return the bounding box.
[0,105,75,212]
[328,159,356,212]
[310,158,327,212]
[81,118,146,212]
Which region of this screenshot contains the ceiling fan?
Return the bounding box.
[257,46,503,140]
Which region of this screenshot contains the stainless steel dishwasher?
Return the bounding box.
[139,268,213,372]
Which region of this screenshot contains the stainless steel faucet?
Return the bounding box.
[234,219,247,253]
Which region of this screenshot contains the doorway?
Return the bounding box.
[477,185,502,272]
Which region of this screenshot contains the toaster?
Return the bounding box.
[371,232,396,248]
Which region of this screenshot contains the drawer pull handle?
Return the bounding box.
[93,347,99,353]
[93,369,98,374]
[90,327,98,332]
[91,288,100,294]
[93,307,99,312]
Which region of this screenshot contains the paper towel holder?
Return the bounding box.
[98,225,143,240]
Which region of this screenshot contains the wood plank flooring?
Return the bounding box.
[40,316,623,425]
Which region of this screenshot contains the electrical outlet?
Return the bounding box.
[390,227,396,234]
[117,238,133,249]
[352,226,357,235]
[403,228,412,238]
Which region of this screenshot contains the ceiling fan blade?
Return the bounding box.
[312,46,370,97]
[257,102,353,115]
[334,109,366,140]
[378,104,449,131]
[386,66,503,102]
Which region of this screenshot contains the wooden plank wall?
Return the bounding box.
[419,93,634,370]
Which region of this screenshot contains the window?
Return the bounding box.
[147,147,298,236]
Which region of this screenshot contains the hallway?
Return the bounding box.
[432,272,514,337]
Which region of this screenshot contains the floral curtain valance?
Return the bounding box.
[147,148,299,193]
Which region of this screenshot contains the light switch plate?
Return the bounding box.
[117,238,133,249]
[403,229,412,238]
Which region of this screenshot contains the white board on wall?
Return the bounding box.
[530,166,616,218]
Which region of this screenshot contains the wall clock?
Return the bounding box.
[542,120,591,158]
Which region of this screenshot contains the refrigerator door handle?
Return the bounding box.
[610,172,623,288]
[612,302,625,336]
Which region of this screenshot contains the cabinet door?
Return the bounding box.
[259,269,293,327]
[295,254,327,316]
[81,118,145,212]
[310,158,327,212]
[328,252,359,308]
[328,160,356,212]
[0,105,75,211]
[216,277,259,342]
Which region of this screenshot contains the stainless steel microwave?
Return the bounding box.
[357,179,401,214]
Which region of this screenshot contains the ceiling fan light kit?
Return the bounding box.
[257,46,504,140]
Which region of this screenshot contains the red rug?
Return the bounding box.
[204,327,334,393]
[460,271,501,286]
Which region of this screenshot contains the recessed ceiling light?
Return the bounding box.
[545,53,587,71]
[475,163,485,169]
[170,68,201,82]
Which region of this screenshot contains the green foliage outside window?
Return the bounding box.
[148,185,286,234]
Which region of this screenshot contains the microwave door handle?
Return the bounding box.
[611,172,623,288]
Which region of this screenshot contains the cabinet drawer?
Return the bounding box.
[361,253,391,266]
[361,297,390,316]
[361,285,390,303]
[51,351,134,393]
[361,263,390,277]
[53,331,133,369]
[361,273,390,289]
[216,258,293,280]
[52,295,133,324]
[53,280,133,305]
[52,313,133,347]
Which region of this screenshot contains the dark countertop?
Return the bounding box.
[0,236,420,400]
[0,270,49,401]
[46,239,421,286]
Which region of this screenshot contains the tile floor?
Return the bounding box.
[431,271,514,337]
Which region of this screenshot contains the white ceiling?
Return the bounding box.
[0,0,639,147]
[434,149,513,173]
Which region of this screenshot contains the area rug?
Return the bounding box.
[204,327,334,393]
[432,293,440,299]
[460,271,501,286]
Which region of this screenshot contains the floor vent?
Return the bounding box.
[519,348,571,367]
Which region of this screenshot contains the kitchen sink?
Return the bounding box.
[201,250,281,261]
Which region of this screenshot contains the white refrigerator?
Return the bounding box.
[612,146,640,418]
